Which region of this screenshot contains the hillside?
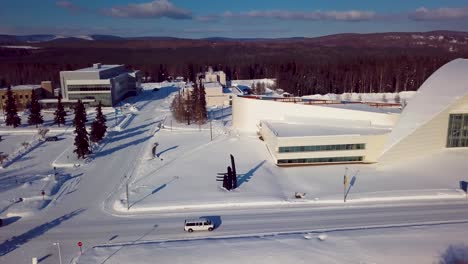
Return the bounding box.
[1,31,467,94]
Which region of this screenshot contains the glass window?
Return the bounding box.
[278,156,364,165]
[278,143,366,153]
[447,114,468,148]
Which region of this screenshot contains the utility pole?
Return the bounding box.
[126,182,130,210]
[210,119,213,141]
[343,167,348,203]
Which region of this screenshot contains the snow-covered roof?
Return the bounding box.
[204,82,222,89]
[0,85,41,91]
[383,58,468,153]
[75,64,122,72]
[323,103,402,114]
[263,121,391,138]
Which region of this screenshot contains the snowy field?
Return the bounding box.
[114,127,467,213]
[78,223,468,264]
[1,81,467,264]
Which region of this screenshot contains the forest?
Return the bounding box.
[1,32,467,95]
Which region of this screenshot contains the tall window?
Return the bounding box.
[447,114,468,148]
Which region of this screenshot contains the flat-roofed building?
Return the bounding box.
[0,83,50,110]
[60,63,141,106]
[260,121,391,165]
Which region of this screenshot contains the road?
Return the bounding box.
[1,88,468,264]
[2,200,468,264]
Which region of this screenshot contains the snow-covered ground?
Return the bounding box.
[1,82,467,264]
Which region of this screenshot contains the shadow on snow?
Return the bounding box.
[0,208,85,256]
[237,160,266,187]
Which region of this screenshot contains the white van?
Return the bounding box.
[184,218,214,232]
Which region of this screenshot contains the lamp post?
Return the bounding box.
[53,242,62,264]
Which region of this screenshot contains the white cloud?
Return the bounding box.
[210,10,376,22]
[55,1,83,13]
[103,0,192,19]
[409,6,468,20]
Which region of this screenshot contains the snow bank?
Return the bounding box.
[112,114,134,132]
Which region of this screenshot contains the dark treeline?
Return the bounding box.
[0,41,466,94]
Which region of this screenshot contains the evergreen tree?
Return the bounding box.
[73,100,90,159]
[191,83,200,120]
[199,84,207,122]
[4,86,21,127]
[90,101,107,143]
[27,89,43,128]
[54,93,66,127]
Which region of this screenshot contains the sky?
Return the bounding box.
[1,0,468,38]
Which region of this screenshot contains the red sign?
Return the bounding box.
[77,241,83,247]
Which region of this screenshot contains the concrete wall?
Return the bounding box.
[233,96,400,132]
[379,94,468,164]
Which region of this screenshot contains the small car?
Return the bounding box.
[45,136,59,141]
[184,218,214,232]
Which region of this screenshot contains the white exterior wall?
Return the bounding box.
[379,94,468,164]
[233,96,399,132]
[261,122,388,164]
[207,95,230,107]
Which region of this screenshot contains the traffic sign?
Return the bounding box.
[77,241,83,254]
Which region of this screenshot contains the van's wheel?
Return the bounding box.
[188,229,193,233]
[208,227,213,231]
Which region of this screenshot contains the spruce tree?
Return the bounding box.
[27,89,43,128]
[54,93,66,127]
[90,101,107,143]
[199,84,207,122]
[4,86,21,127]
[73,100,90,159]
[191,83,200,122]
[96,102,107,140]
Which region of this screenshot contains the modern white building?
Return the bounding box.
[200,67,226,86]
[59,63,141,106]
[241,97,398,166]
[233,59,468,166]
[379,58,468,164]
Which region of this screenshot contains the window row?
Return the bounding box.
[1,95,30,99]
[278,156,364,164]
[67,85,111,92]
[279,143,365,153]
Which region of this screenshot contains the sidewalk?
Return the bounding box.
[112,188,467,214]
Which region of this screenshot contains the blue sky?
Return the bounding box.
[1,0,468,38]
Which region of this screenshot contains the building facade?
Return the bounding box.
[200,67,226,86]
[0,82,52,110]
[60,63,141,106]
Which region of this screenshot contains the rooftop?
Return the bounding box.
[204,82,222,89]
[74,64,122,72]
[263,121,392,138]
[0,85,41,91]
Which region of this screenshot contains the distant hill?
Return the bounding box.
[1,31,467,52]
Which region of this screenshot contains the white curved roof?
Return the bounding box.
[383,58,468,153]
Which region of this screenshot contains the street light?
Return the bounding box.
[53,242,62,264]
